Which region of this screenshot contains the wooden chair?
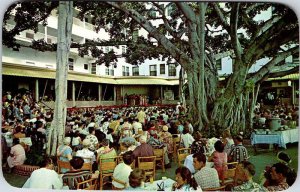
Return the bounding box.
[116,155,135,169]
[177,148,191,166]
[172,134,181,160]
[57,158,71,174]
[81,158,93,172]
[137,156,156,181]
[112,176,127,190]
[204,185,226,191]
[77,178,97,190]
[153,148,165,172]
[98,157,118,190]
[221,162,238,185]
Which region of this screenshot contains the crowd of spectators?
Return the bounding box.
[1,91,297,191]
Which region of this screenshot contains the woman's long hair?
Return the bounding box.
[175,167,198,190]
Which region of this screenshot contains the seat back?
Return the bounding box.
[177,148,191,166]
[137,156,156,180]
[222,162,238,185]
[77,178,97,190]
[99,157,118,173]
[153,148,164,159]
[57,158,71,174]
[117,155,135,169]
[80,158,92,172]
[112,176,126,190]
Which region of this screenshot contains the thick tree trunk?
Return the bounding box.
[47,1,73,156]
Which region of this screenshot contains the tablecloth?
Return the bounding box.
[251,129,298,149]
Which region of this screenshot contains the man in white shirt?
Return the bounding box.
[22,157,63,189]
[132,118,142,135]
[112,151,134,189]
[193,153,220,190]
[137,108,146,125]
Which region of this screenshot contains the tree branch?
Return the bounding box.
[248,46,299,83]
[175,2,196,23]
[230,3,242,64]
[211,3,230,32]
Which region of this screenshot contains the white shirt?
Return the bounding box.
[181,133,195,148]
[76,148,95,162]
[132,122,142,134]
[22,168,63,189]
[112,162,132,188]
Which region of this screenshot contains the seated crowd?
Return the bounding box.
[1,93,297,191]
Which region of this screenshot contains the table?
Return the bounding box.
[144,178,175,191]
[251,129,298,154]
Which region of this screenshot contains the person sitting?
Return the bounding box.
[85,126,99,151]
[221,128,234,155]
[132,135,154,162]
[22,157,63,189]
[112,151,134,189]
[264,163,290,191]
[228,134,248,163]
[7,138,26,172]
[125,168,146,190]
[232,161,266,191]
[13,126,25,139]
[208,140,227,181]
[172,166,200,191]
[62,156,98,190]
[57,137,73,173]
[76,139,95,163]
[181,127,195,148]
[193,153,220,190]
[97,139,117,170]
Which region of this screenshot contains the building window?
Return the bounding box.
[168,63,176,76]
[132,66,139,76]
[105,46,110,53]
[26,32,34,39]
[68,58,74,71]
[84,64,88,70]
[91,63,96,74]
[110,69,114,76]
[216,59,222,70]
[122,46,126,54]
[105,67,110,75]
[160,64,165,74]
[46,38,52,44]
[149,65,157,76]
[122,66,130,76]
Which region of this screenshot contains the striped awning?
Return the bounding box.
[268,73,299,81]
[2,63,178,85]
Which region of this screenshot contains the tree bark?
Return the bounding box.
[47,1,73,156]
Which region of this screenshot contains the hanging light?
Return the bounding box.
[288,80,292,86]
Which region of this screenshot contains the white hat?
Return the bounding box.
[82,139,91,147]
[63,137,71,145]
[163,125,168,132]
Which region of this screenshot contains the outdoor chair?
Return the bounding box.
[172,134,181,160]
[177,148,191,166]
[221,162,238,185]
[153,148,165,172]
[76,178,97,190]
[98,156,118,190]
[57,158,71,174]
[81,158,93,172]
[137,156,156,181]
[116,155,135,169]
[112,176,127,190]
